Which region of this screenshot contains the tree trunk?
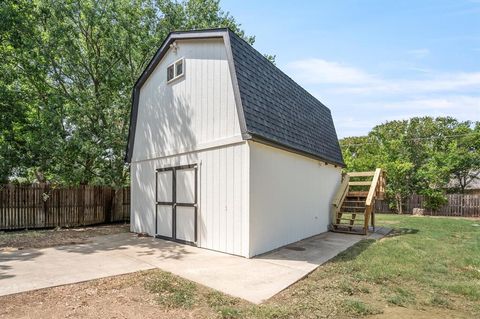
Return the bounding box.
[460,175,466,194]
[35,169,47,184]
[396,193,403,214]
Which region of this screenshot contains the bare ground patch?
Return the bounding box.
[0,271,177,319]
[0,268,475,319]
[0,270,248,319]
[0,223,129,251]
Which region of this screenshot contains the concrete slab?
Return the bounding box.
[0,228,389,304]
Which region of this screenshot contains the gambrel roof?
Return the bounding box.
[126,28,345,167]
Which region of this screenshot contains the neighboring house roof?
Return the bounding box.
[125,28,345,167]
[447,173,480,190]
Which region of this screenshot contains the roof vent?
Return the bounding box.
[170,41,178,53]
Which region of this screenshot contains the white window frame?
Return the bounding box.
[167,58,185,83]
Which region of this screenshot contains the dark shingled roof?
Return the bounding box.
[227,30,344,166]
[125,28,344,166]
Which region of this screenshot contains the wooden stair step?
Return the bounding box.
[347,171,375,177]
[331,227,367,235]
[336,218,365,222]
[341,206,366,210]
[346,191,368,197]
[331,168,384,236]
[332,223,365,228]
[338,211,365,215]
[348,181,372,186]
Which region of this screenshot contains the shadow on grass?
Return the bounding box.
[323,226,419,264]
[329,239,376,263]
[326,226,419,264]
[385,228,419,238]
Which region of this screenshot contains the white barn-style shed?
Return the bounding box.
[126,28,345,258]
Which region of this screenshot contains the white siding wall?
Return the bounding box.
[130,36,342,258]
[248,141,342,257]
[131,142,250,257]
[131,38,242,162]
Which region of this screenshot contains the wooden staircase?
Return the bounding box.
[331,169,386,235]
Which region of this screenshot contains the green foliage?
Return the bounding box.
[263,54,276,64]
[340,117,480,212]
[0,0,256,186]
[420,188,448,210]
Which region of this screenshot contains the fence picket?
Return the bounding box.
[376,193,480,217]
[0,184,130,230]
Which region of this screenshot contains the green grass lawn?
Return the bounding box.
[142,214,480,318]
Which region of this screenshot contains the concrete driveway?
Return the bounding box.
[0,228,389,303]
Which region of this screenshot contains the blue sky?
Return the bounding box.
[221,0,480,137]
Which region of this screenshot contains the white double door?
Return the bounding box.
[155,164,197,244]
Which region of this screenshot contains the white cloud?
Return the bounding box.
[333,96,480,138]
[286,59,376,84]
[330,71,480,95]
[286,58,480,96]
[382,96,480,111]
[285,58,480,137]
[407,48,430,59]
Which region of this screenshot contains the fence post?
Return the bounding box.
[79,185,85,226]
[104,187,112,223]
[43,184,48,227]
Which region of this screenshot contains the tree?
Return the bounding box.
[340,117,479,213]
[0,0,256,186]
[0,0,65,183]
[444,122,480,193]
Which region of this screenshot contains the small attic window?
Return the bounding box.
[167,65,174,81]
[167,58,184,83]
[176,60,183,77]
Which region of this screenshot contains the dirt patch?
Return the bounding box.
[0,224,129,251]
[0,269,475,319]
[0,271,192,319]
[368,305,473,319]
[0,269,291,319]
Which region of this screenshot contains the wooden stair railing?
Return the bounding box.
[332,173,350,221]
[331,168,385,235]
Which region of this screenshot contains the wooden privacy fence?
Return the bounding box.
[375,193,480,217]
[0,184,130,230]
